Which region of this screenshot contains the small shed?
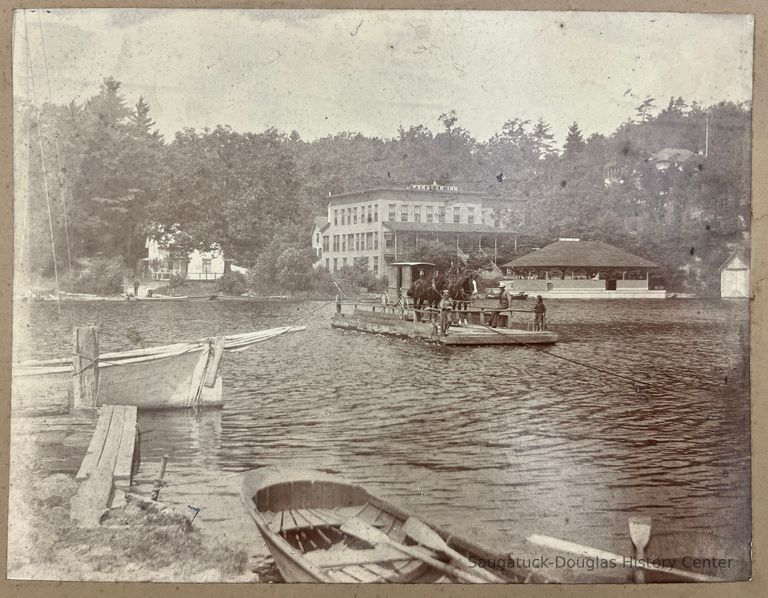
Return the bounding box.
[387,262,436,301]
[719,253,750,299]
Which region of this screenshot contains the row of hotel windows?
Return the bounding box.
[325,256,380,275]
[333,204,477,225]
[334,205,379,226]
[322,232,380,252]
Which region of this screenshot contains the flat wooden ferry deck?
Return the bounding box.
[331,305,558,346]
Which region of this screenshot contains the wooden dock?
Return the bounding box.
[331,309,558,346]
[71,404,138,527]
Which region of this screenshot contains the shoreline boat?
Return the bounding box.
[241,468,549,584]
[12,326,305,412]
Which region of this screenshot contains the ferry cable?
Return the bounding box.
[464,309,731,401]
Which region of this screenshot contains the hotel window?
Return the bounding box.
[341,210,345,225]
[374,204,379,222]
[401,205,409,222]
[438,207,446,223]
[353,207,358,224]
[347,208,352,224]
[356,234,360,251]
[342,236,347,252]
[414,205,421,222]
[373,256,379,275]
[334,210,338,226]
[325,258,329,270]
[389,204,396,221]
[343,257,348,267]
[349,234,354,251]
[367,205,372,223]
[453,207,461,223]
[332,235,338,251]
[468,207,475,224]
[374,232,379,249]
[316,233,320,244]
[384,233,394,249]
[333,257,338,271]
[322,236,329,252]
[426,206,434,223]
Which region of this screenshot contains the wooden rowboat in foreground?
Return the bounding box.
[241,468,547,583]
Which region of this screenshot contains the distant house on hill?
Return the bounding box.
[501,238,664,299]
[647,148,695,171]
[143,237,243,281]
[310,215,330,262]
[719,253,750,299]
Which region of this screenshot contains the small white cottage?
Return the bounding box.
[719,253,750,299]
[144,237,227,281]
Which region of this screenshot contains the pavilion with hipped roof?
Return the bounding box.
[500,238,665,299]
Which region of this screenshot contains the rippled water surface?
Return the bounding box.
[14,298,751,580]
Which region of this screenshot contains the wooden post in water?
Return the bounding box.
[151,455,169,501]
[73,326,99,409]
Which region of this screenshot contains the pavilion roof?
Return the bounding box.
[502,239,659,269]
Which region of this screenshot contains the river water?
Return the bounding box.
[12,298,751,582]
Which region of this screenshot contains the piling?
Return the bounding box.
[151,455,169,501]
[73,326,99,409]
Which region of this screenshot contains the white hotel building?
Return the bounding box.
[310,184,519,275]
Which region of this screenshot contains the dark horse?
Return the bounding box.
[447,269,478,326]
[408,273,447,322]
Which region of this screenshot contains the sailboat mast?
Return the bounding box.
[23,10,60,314]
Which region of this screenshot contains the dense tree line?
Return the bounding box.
[16,78,750,294]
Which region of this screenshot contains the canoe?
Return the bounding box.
[12,326,305,412]
[241,468,546,583]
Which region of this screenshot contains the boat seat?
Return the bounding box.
[272,506,366,532]
[306,544,407,568]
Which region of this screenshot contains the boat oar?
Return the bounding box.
[628,516,652,583]
[527,534,720,582]
[402,517,505,583]
[339,517,489,583]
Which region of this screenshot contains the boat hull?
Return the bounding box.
[12,327,304,412]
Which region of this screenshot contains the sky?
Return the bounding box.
[13,9,754,144]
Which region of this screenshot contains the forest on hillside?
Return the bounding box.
[15,77,751,295]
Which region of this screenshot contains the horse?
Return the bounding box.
[447,270,478,326]
[408,273,447,322]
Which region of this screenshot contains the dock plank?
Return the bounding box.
[70,464,114,527]
[113,406,137,487]
[97,405,126,473]
[75,405,114,481]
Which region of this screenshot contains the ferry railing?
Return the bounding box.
[334,297,548,331]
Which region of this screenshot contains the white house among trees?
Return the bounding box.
[719,253,750,298]
[143,237,229,281]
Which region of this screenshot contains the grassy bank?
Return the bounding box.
[7,471,274,582]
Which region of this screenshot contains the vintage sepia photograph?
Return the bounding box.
[8,8,753,584]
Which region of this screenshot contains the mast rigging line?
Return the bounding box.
[36,11,73,274]
[23,10,60,315]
